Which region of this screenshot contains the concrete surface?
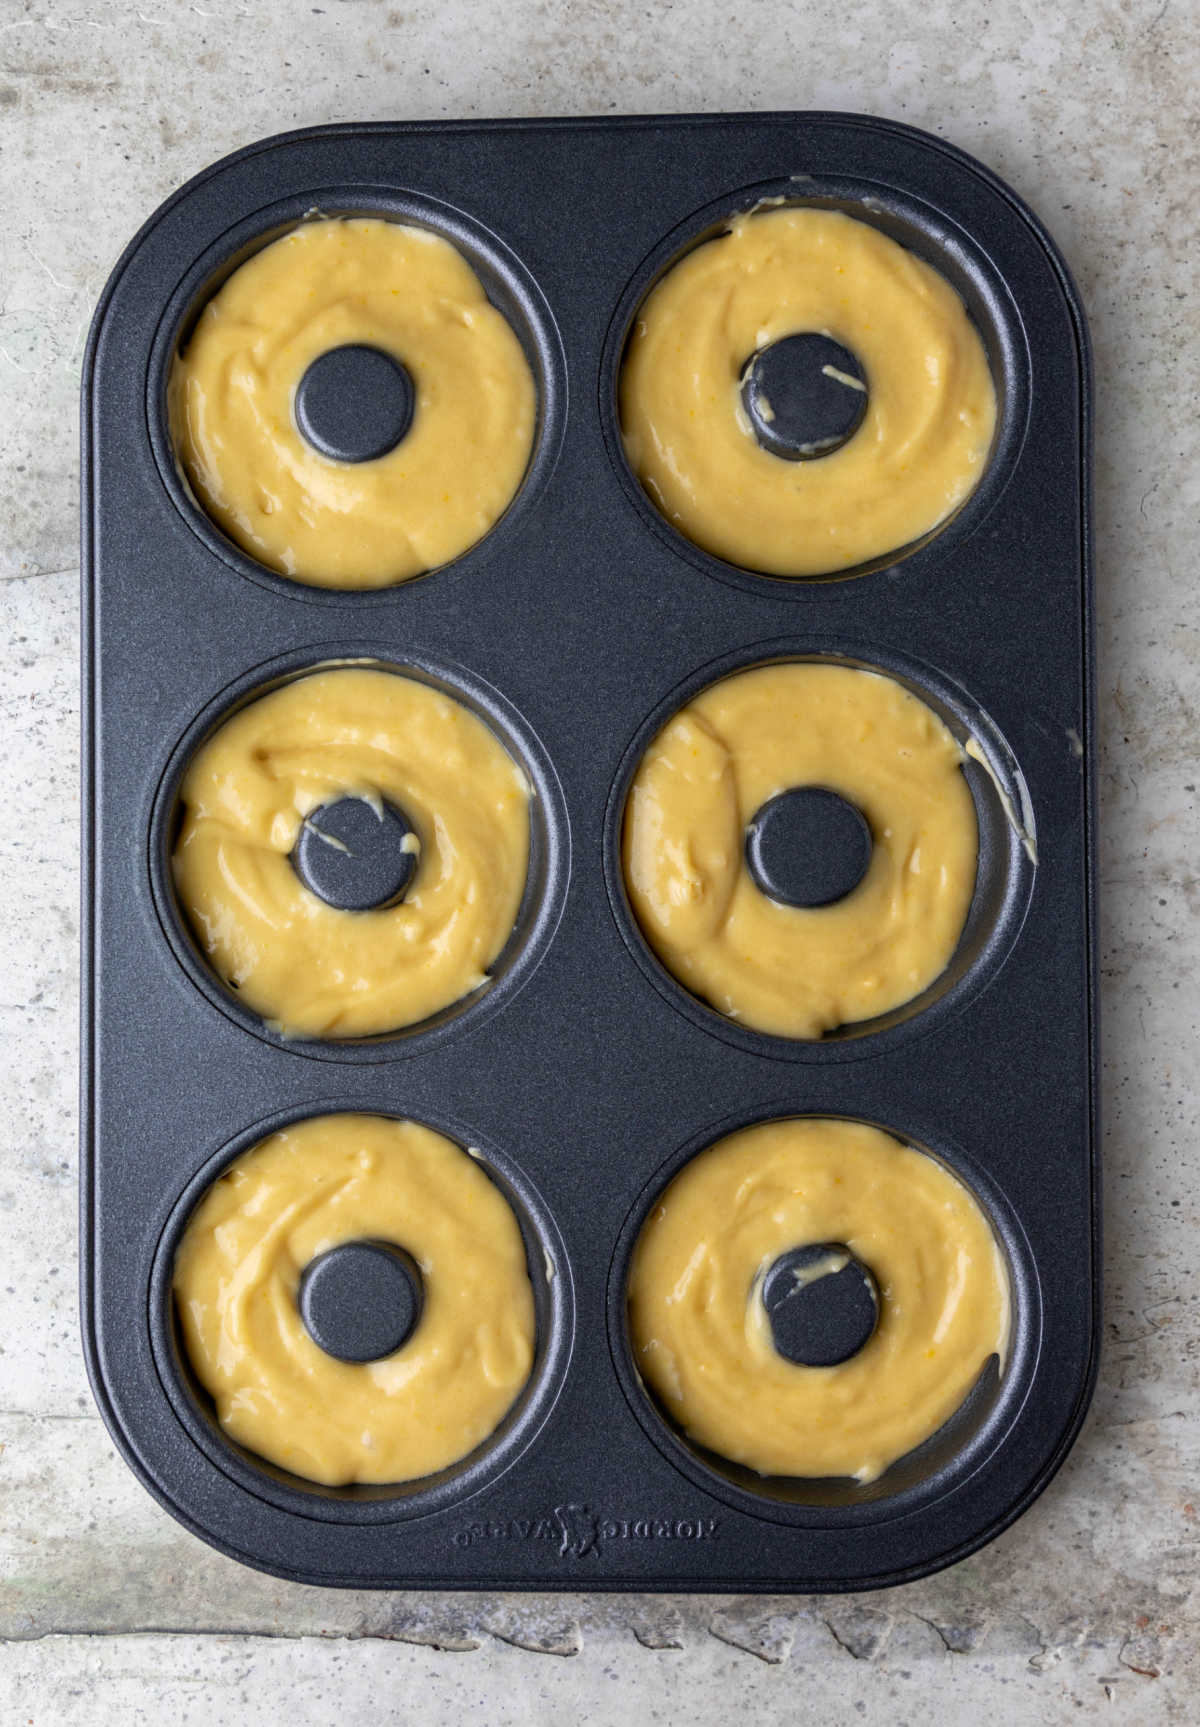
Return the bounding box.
[2,0,1199,1720]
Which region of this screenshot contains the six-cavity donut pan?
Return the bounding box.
[81,113,1097,1592]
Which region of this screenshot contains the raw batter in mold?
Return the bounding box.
[619,204,996,576]
[621,661,978,1039]
[174,1114,536,1487]
[628,1116,1010,1482]
[168,217,535,588]
[172,665,530,1038]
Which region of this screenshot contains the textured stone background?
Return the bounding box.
[2,0,1198,1719]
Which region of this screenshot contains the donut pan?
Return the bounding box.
[80,113,1097,1591]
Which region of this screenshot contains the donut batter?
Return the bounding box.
[619,204,996,576]
[628,1117,1010,1482]
[174,1114,536,1486]
[621,661,978,1039]
[172,665,530,1038]
[168,217,536,587]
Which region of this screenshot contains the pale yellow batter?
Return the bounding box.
[619,205,996,576]
[628,1117,1010,1482]
[172,665,530,1038]
[622,662,978,1039]
[168,217,536,587]
[174,1114,536,1486]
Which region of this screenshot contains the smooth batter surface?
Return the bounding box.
[622,661,979,1039]
[628,1117,1010,1482]
[168,217,536,587]
[172,666,530,1038]
[620,205,997,576]
[174,1114,536,1486]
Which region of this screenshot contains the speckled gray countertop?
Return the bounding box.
[2,1,1198,1720]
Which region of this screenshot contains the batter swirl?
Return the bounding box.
[172,665,530,1039]
[628,1117,1010,1482]
[169,217,535,588]
[621,661,978,1039]
[174,1114,536,1487]
[619,204,996,576]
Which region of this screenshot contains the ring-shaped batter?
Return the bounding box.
[621,661,979,1039]
[173,1114,537,1486]
[172,665,531,1038]
[168,217,536,588]
[628,1117,1010,1482]
[619,205,997,576]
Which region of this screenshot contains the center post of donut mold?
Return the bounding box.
[293,343,416,465]
[291,795,419,912]
[739,333,868,460]
[744,785,873,909]
[759,1244,880,1368]
[298,1239,424,1364]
